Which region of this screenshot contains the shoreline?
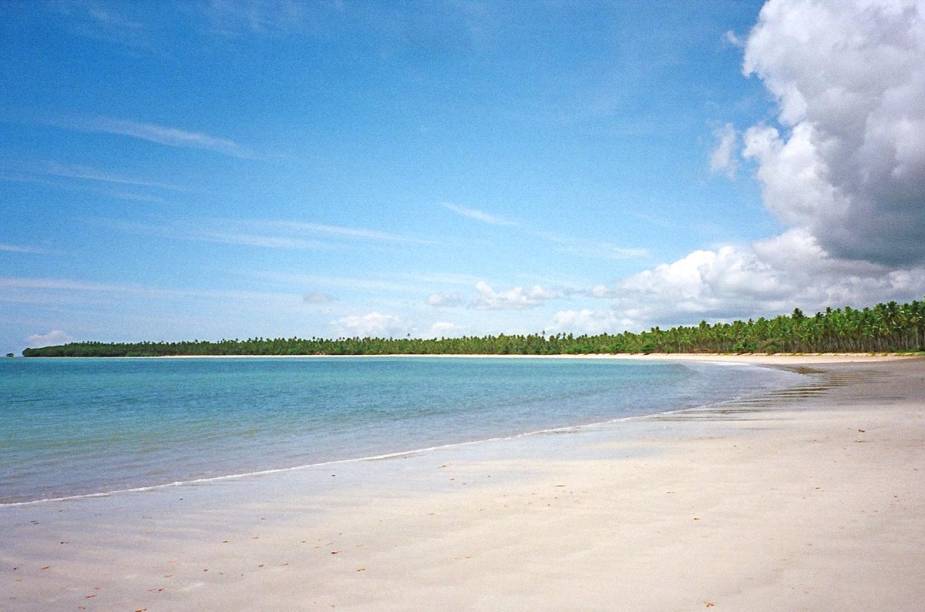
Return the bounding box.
[18,352,921,364]
[3,360,811,508]
[2,357,924,609]
[1,357,806,508]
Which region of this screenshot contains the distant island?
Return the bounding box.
[21,299,925,357]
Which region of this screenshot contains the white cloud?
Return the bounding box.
[105,191,167,204]
[426,292,465,307]
[332,312,406,337]
[0,275,303,307]
[203,0,322,36]
[71,117,254,158]
[425,280,575,312]
[549,309,627,335]
[709,122,738,178]
[607,229,925,326]
[105,218,424,252]
[538,231,649,261]
[442,202,516,226]
[41,161,184,191]
[258,220,422,243]
[26,330,73,348]
[592,0,925,330]
[472,281,560,310]
[397,272,482,286]
[46,1,148,49]
[0,276,125,292]
[251,270,419,294]
[430,321,460,336]
[741,0,925,265]
[723,30,743,48]
[0,170,170,204]
[196,230,329,250]
[0,243,52,255]
[441,205,646,261]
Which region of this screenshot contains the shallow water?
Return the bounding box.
[0,356,803,504]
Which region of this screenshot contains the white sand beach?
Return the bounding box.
[2,355,924,611]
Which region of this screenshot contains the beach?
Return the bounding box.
[2,355,924,610]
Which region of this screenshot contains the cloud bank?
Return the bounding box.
[558,0,925,335]
[333,312,407,337]
[743,0,925,265]
[610,229,925,327]
[26,330,73,348]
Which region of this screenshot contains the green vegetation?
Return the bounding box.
[4,353,13,358]
[21,299,925,357]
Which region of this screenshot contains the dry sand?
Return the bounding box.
[2,355,924,611]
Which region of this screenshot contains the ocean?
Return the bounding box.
[0,356,803,505]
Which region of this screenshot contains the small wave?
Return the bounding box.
[0,424,586,507]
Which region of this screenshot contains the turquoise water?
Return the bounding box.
[0,357,801,504]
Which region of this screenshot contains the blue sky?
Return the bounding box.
[3,0,924,353]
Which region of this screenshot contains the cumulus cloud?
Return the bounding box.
[608,229,925,326]
[26,330,73,348]
[742,0,925,265]
[427,282,564,312]
[597,0,925,330]
[430,321,460,336]
[589,284,616,298]
[549,309,629,335]
[332,312,406,337]
[472,281,559,310]
[709,123,739,178]
[426,292,465,307]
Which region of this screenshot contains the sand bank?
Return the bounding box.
[2,356,924,610]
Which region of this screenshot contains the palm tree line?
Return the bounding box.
[21,299,925,357]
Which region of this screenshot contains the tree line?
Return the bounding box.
[21,299,925,357]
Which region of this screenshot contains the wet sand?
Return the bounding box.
[2,355,924,610]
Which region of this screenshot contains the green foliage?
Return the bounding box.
[21,298,925,357]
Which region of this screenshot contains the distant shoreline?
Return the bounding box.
[26,352,921,365]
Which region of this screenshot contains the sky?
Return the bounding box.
[1,0,924,353]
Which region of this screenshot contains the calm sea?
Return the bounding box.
[0,357,802,504]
